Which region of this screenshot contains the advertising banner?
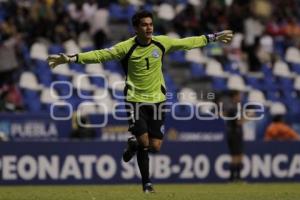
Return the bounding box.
[0,141,299,185]
[0,114,226,142]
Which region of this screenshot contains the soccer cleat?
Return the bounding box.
[122,136,138,162]
[143,183,155,193]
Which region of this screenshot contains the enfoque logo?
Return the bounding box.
[49,75,265,128]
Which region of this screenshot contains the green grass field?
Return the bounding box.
[0,183,299,200]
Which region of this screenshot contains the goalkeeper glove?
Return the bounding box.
[47,53,77,69]
[206,30,233,44]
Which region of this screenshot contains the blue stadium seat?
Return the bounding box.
[245,76,263,90]
[48,44,64,54]
[81,46,95,52]
[274,39,286,59]
[20,43,31,66]
[265,90,281,102]
[290,63,300,74]
[69,63,85,73]
[104,61,123,74]
[283,99,300,114]
[212,77,227,91]
[66,94,81,110]
[111,89,125,102]
[262,76,278,91]
[109,4,135,21]
[223,62,240,74]
[89,76,106,88]
[174,104,194,116]
[261,64,273,77]
[53,82,72,98]
[22,90,41,112]
[168,51,186,63]
[277,77,293,90]
[190,63,205,78]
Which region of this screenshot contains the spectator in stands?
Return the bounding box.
[0,84,23,112]
[264,115,300,141]
[224,90,244,182]
[0,17,21,86]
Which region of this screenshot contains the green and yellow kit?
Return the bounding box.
[77,35,208,103]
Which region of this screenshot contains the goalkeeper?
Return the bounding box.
[48,10,233,193]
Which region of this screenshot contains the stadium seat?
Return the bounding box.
[104,61,123,74]
[259,35,274,54]
[212,77,227,91]
[168,51,186,63]
[223,62,241,74]
[285,46,300,64]
[227,74,247,91]
[274,39,286,59]
[178,87,198,104]
[277,77,294,90]
[157,3,175,21]
[63,39,81,55]
[269,102,287,116]
[262,76,278,91]
[273,60,293,78]
[108,73,125,91]
[77,101,99,116]
[33,59,53,87]
[72,73,95,100]
[294,76,300,91]
[174,103,194,117]
[40,87,62,111]
[245,75,263,90]
[21,89,41,112]
[48,44,65,54]
[206,59,228,78]
[247,89,267,105]
[185,49,207,64]
[19,72,42,90]
[40,88,60,104]
[290,63,300,74]
[261,64,273,77]
[52,64,73,76]
[69,63,86,73]
[93,89,114,114]
[30,41,48,60]
[265,90,281,102]
[190,62,205,78]
[52,81,72,98]
[85,63,105,74]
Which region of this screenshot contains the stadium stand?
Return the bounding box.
[1,0,300,139]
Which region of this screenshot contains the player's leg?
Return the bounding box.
[141,103,165,192]
[228,131,244,181]
[123,102,146,162]
[136,132,154,193]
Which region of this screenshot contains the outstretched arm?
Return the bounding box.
[162,30,234,52]
[47,42,128,68]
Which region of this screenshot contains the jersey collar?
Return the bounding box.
[134,37,152,47]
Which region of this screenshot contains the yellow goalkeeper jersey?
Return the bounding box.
[77,35,208,103]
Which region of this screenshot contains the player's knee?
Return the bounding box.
[138,144,149,151]
[149,145,160,153]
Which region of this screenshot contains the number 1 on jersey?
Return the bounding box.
[145,58,149,70]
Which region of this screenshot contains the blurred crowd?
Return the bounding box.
[1,0,300,113]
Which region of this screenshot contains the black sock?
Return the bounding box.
[229,163,236,181]
[137,147,150,185]
[236,163,242,179]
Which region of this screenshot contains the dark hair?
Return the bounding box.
[131,10,153,27]
[229,90,241,98]
[272,114,284,122]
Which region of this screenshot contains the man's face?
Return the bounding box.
[135,17,153,40]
